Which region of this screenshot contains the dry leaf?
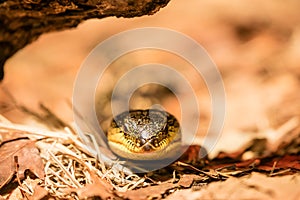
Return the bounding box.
[67,171,114,199]
[6,187,23,200]
[119,182,176,200]
[179,145,208,165]
[177,174,201,188]
[166,173,300,200]
[119,174,202,200]
[28,185,49,200]
[258,155,300,171]
[0,139,44,189]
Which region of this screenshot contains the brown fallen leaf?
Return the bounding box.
[177,174,202,188]
[119,174,203,200]
[28,185,49,200]
[0,139,44,190]
[5,177,49,200]
[166,173,300,200]
[119,182,176,200]
[6,187,23,200]
[179,145,208,165]
[258,155,300,171]
[66,171,115,199]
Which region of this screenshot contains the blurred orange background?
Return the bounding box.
[1,0,299,154]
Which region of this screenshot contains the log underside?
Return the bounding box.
[0,0,170,80]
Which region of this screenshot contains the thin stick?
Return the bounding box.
[127,177,146,191]
[269,161,277,176]
[47,168,74,187]
[48,150,82,188]
[269,169,291,177]
[176,161,220,179]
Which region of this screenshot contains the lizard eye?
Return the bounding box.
[122,126,128,132]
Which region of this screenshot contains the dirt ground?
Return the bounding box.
[0,0,299,199]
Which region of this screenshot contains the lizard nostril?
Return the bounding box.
[142,144,152,151]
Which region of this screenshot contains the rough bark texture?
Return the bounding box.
[0,0,170,80]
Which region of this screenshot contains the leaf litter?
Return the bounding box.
[0,107,299,199]
[0,80,299,200]
[0,138,44,190]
